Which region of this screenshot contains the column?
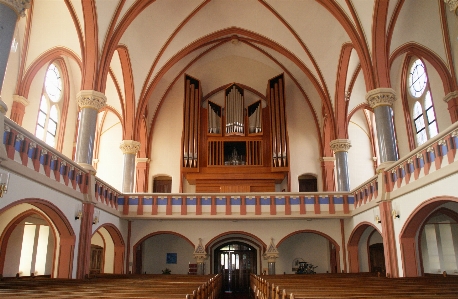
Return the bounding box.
[0,1,30,104]
[444,91,458,123]
[193,238,207,275]
[120,140,141,193]
[330,139,351,191]
[10,95,29,125]
[75,90,106,173]
[76,202,95,279]
[366,88,399,166]
[320,157,336,191]
[264,238,279,275]
[379,201,399,278]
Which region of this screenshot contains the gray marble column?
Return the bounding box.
[0,0,30,101]
[120,140,141,193]
[366,88,399,165]
[75,90,107,173]
[330,139,351,192]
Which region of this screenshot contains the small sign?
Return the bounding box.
[166,253,177,264]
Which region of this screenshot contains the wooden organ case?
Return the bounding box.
[182,74,289,192]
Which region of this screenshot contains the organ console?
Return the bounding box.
[182,75,289,192]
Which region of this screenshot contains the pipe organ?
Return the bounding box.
[182,76,289,192]
[182,75,201,169]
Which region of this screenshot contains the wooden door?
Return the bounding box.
[369,243,385,273]
[90,245,104,274]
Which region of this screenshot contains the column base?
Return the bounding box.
[78,162,97,174]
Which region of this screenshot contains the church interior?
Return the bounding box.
[0,0,458,297]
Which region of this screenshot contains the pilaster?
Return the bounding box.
[136,157,150,192]
[320,157,335,191]
[444,91,458,123]
[10,95,29,125]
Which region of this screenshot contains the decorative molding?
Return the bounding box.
[438,139,446,146]
[263,238,279,262]
[136,157,150,164]
[0,99,8,115]
[416,153,423,159]
[365,88,396,109]
[444,90,458,103]
[426,146,434,153]
[444,0,458,12]
[12,94,29,106]
[452,130,458,138]
[120,140,141,155]
[193,238,207,262]
[330,139,351,152]
[0,0,30,17]
[16,134,24,141]
[320,157,336,162]
[76,90,107,111]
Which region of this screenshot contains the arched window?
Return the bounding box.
[298,174,317,192]
[407,58,438,146]
[35,63,62,147]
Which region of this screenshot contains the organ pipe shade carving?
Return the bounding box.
[248,100,262,134]
[268,74,288,168]
[182,75,201,168]
[207,101,221,134]
[225,84,244,135]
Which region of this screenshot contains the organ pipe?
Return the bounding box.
[268,74,288,168]
[225,84,244,135]
[182,75,201,169]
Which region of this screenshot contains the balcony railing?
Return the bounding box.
[2,116,457,218]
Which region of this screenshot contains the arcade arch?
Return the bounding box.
[347,222,384,273]
[91,224,125,274]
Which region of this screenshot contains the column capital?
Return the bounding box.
[330,139,351,152]
[366,88,396,109]
[120,140,141,155]
[12,94,29,106]
[444,0,458,13]
[0,0,30,17]
[76,90,107,111]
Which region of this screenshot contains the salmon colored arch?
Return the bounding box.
[93,223,125,274]
[18,47,82,98]
[0,198,76,278]
[390,43,456,95]
[205,231,267,253]
[277,229,341,273]
[399,196,458,277]
[0,209,57,277]
[347,222,381,273]
[202,83,266,102]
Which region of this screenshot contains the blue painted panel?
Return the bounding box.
[347,196,355,204]
[305,197,315,204]
[216,197,226,205]
[128,198,138,205]
[275,197,285,205]
[246,198,256,205]
[418,158,424,168]
[334,197,343,204]
[3,131,8,144]
[118,197,125,205]
[391,172,397,182]
[143,198,153,205]
[231,197,241,205]
[50,160,57,171]
[400,168,405,178]
[319,197,329,204]
[39,154,47,165]
[28,147,35,158]
[428,151,435,162]
[260,197,270,205]
[201,198,212,205]
[290,197,300,205]
[440,144,448,156]
[157,198,168,205]
[14,139,21,152]
[186,197,196,205]
[408,163,414,173]
[172,197,182,205]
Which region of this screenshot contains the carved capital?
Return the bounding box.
[0,0,30,17]
[193,238,207,262]
[444,0,458,13]
[120,140,141,155]
[330,139,351,153]
[366,88,396,109]
[263,238,279,262]
[76,90,107,111]
[12,94,29,106]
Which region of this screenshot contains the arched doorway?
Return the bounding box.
[277,230,340,274]
[91,224,125,274]
[348,222,384,274]
[0,199,75,278]
[400,197,458,277]
[214,241,256,294]
[133,232,194,274]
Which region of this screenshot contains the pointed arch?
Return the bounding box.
[93,223,125,274]
[347,222,382,273]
